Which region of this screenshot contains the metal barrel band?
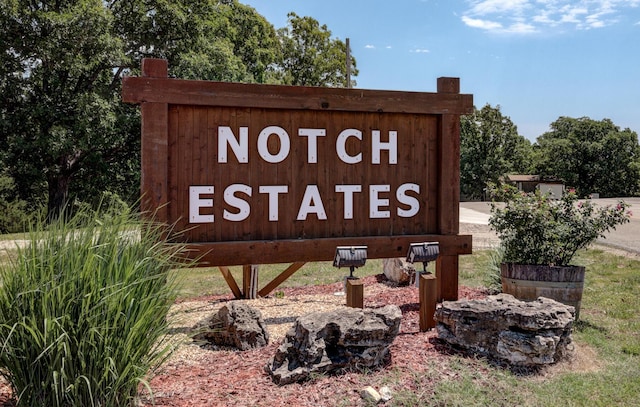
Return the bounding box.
[502,278,584,289]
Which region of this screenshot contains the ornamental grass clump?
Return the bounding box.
[489,185,631,266]
[0,206,184,406]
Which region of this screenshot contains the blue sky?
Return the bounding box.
[242,0,640,141]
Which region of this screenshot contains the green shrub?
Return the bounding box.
[489,184,631,266]
[0,174,35,234]
[0,206,184,406]
[485,246,504,293]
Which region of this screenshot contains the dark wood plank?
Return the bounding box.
[218,266,242,299]
[438,114,461,235]
[258,262,306,297]
[167,106,179,227]
[140,102,168,222]
[181,234,472,266]
[123,77,473,115]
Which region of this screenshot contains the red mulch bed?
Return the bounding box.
[0,276,489,406]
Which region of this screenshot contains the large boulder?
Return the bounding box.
[266,305,402,385]
[193,301,269,350]
[435,294,575,366]
[382,257,415,285]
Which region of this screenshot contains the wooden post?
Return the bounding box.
[346,278,364,308]
[218,266,242,299]
[435,259,443,302]
[436,255,459,302]
[419,273,437,331]
[346,38,351,88]
[258,262,306,298]
[140,58,169,222]
[437,77,464,301]
[243,265,259,299]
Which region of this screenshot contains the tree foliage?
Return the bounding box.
[0,0,357,221]
[0,0,130,219]
[460,104,533,200]
[0,172,31,234]
[141,0,281,83]
[534,117,640,197]
[276,12,357,87]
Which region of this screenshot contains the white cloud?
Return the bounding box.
[559,6,588,24]
[410,48,431,53]
[462,0,640,34]
[505,22,537,33]
[462,16,503,30]
[365,44,375,49]
[467,0,529,15]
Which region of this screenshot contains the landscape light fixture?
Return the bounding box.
[406,242,440,286]
[333,246,368,277]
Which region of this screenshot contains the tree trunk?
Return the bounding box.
[47,173,72,221]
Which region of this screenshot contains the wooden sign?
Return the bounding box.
[122,58,473,300]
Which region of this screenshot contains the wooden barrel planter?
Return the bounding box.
[500,263,585,320]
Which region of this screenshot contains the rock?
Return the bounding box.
[360,386,381,403]
[382,257,415,285]
[193,301,269,350]
[379,386,393,402]
[266,305,402,385]
[434,294,575,366]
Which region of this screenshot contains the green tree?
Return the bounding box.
[276,12,357,87]
[0,172,32,234]
[460,104,533,200]
[0,0,129,219]
[158,0,280,83]
[534,117,640,197]
[0,0,280,220]
[0,0,356,220]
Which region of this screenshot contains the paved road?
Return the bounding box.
[460,198,640,254]
[1,199,637,254]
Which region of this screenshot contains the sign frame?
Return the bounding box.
[122,58,473,300]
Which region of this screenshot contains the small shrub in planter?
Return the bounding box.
[0,205,185,406]
[488,185,631,318]
[489,185,631,267]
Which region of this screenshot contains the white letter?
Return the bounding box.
[223,184,252,221]
[336,128,362,164]
[258,126,290,163]
[372,130,397,164]
[259,185,288,221]
[189,186,214,223]
[370,185,390,218]
[397,183,420,217]
[218,126,248,163]
[298,128,326,163]
[297,185,327,220]
[335,185,362,219]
